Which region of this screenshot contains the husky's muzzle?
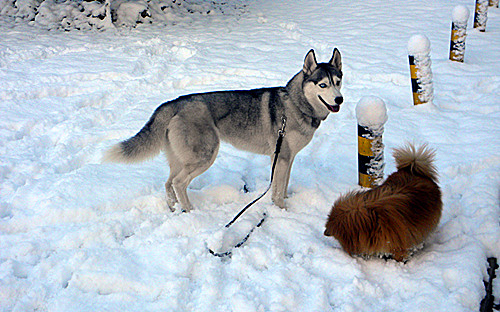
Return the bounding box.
[319,95,343,113]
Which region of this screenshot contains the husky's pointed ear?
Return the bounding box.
[329,48,342,71]
[303,49,318,75]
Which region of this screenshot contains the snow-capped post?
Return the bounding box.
[474,0,488,32]
[490,0,499,8]
[356,97,388,188]
[449,6,470,62]
[408,35,433,106]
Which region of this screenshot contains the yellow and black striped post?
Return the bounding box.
[408,55,424,105]
[408,35,433,105]
[358,126,375,187]
[449,6,470,62]
[474,0,488,32]
[356,97,387,188]
[357,125,385,188]
[449,23,465,62]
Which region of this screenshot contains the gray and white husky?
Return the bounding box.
[104,48,343,212]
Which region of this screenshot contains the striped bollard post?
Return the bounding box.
[356,97,388,188]
[489,0,499,8]
[474,0,488,32]
[408,35,433,106]
[450,6,470,62]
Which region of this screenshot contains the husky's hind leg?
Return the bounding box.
[170,151,219,212]
[167,114,219,212]
[165,167,180,211]
[164,143,182,211]
[171,163,214,212]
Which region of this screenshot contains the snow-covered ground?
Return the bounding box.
[1,0,499,311]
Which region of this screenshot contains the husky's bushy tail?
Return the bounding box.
[102,104,172,163]
[393,143,438,182]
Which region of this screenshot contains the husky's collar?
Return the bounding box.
[311,117,321,128]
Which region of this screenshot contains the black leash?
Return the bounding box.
[208,213,267,258]
[209,116,287,257]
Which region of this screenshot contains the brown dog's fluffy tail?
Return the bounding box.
[393,143,438,183]
[324,143,441,261]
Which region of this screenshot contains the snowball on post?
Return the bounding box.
[408,35,433,105]
[474,0,488,32]
[449,6,470,62]
[356,97,388,188]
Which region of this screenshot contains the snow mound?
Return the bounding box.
[0,0,247,30]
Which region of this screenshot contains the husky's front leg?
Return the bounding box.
[283,156,295,199]
[271,156,292,209]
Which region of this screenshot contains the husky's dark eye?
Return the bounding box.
[318,83,327,88]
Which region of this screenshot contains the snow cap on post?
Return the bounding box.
[452,5,470,23]
[355,96,388,128]
[356,96,387,188]
[408,34,431,56]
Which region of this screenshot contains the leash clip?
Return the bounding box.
[278,116,287,137]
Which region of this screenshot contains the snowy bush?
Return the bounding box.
[0,0,244,30]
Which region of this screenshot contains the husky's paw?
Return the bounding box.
[181,205,193,213]
[167,198,177,212]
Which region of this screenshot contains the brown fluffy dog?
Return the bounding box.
[324,144,442,262]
